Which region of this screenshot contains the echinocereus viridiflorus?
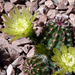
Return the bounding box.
[22,54,49,75]
[0,6,37,43]
[41,17,73,51]
[52,45,75,74]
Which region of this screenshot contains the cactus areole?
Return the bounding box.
[40,17,73,51]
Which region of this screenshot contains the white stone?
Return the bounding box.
[69,14,75,21]
[6,64,14,75]
[38,5,47,15]
[30,0,39,2]
[56,14,69,19]
[54,0,59,3]
[27,47,35,58]
[47,10,58,18]
[45,0,55,8]
[67,0,75,5]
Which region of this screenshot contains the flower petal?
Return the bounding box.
[56,61,65,67]
[25,7,31,23]
[22,7,25,19]
[68,68,72,73]
[72,67,75,73]
[3,14,14,24]
[14,6,21,18]
[51,55,61,62]
[30,11,37,25]
[9,10,17,21]
[52,71,65,75]
[61,68,68,74]
[9,36,21,44]
[61,45,67,54]
[2,21,13,27]
[69,47,75,55]
[3,27,19,35]
[53,48,61,56]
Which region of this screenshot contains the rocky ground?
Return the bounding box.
[0,0,75,75]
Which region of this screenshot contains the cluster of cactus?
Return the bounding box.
[0,5,75,75]
[37,17,73,51]
[35,17,74,75]
[22,54,49,75]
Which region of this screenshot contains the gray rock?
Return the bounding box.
[69,19,75,27]
[0,45,12,66]
[22,44,31,53]
[59,0,68,6]
[38,5,48,15]
[56,4,68,10]
[12,55,25,67]
[19,71,28,75]
[39,0,46,5]
[45,0,55,9]
[30,0,39,2]
[56,14,69,19]
[59,11,66,14]
[66,5,74,14]
[6,64,15,75]
[27,46,35,58]
[38,14,47,24]
[11,44,23,53]
[0,69,6,75]
[0,24,2,28]
[7,44,20,60]
[0,33,8,45]
[12,37,32,46]
[0,17,1,24]
[4,2,14,13]
[53,0,59,3]
[0,0,3,3]
[35,27,43,36]
[26,1,38,14]
[0,3,4,15]
[10,0,24,4]
[67,0,75,5]
[47,9,58,19]
[33,21,44,36]
[69,14,75,21]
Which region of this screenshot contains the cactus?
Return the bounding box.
[22,54,49,75]
[37,17,73,51]
[68,20,75,47]
[35,17,73,75]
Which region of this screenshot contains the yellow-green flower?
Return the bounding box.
[0,6,37,43]
[52,45,75,74]
[52,71,65,75]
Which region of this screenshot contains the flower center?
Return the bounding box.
[13,18,28,33]
[61,53,75,67]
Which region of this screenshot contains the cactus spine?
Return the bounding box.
[22,55,49,75]
[38,17,73,51]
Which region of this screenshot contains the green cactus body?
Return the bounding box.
[35,17,73,75]
[22,55,49,75]
[35,17,73,74]
[39,17,73,51]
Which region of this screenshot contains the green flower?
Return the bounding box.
[51,45,75,74]
[0,6,37,43]
[52,71,65,75]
